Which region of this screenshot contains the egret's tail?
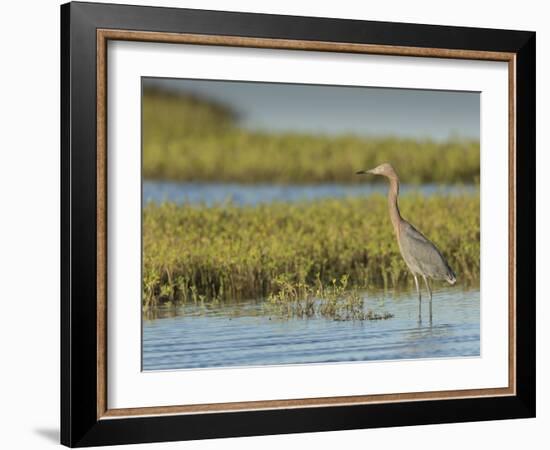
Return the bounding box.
[446,270,457,285]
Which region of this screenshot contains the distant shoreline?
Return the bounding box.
[142,90,480,185]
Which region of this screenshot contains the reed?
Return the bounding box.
[266,274,394,321]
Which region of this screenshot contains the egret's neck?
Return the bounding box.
[387,177,402,233]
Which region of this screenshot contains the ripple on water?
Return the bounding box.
[142,286,480,370]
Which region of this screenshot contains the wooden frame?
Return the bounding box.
[62,1,535,447]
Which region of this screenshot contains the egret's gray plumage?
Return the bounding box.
[399,222,456,283]
[357,163,456,322]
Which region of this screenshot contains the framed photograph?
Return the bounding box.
[61,2,535,447]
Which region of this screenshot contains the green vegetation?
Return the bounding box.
[143,88,480,184]
[267,274,394,321]
[142,193,479,310]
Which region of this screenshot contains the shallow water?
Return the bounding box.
[142,286,479,371]
[143,181,477,206]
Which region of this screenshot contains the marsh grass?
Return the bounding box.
[143,88,480,184]
[266,274,393,321]
[142,193,479,310]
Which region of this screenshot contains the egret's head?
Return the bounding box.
[356,163,398,180]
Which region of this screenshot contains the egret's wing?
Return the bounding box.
[400,222,456,281]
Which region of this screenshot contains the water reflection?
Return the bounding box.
[142,286,480,370]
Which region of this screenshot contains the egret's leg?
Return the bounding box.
[422,276,433,324]
[413,275,421,322]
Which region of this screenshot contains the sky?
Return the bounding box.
[144,77,480,141]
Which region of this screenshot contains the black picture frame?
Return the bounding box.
[61,1,536,447]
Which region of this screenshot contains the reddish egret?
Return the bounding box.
[357,163,456,322]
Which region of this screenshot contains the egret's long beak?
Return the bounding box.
[356,169,374,175]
